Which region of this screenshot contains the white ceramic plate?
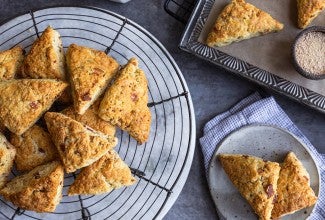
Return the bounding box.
[208,124,320,220]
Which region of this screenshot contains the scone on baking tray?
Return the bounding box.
[297,0,325,28]
[10,125,58,172]
[61,100,116,137]
[218,154,281,220]
[0,46,24,80]
[0,133,16,189]
[66,44,119,115]
[206,0,284,47]
[0,79,67,135]
[0,161,64,213]
[68,150,136,195]
[271,152,317,219]
[99,58,151,144]
[44,112,118,173]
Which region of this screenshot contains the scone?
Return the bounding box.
[0,46,24,80]
[0,133,16,189]
[218,154,281,220]
[271,152,317,218]
[0,79,67,135]
[44,112,118,173]
[0,161,64,212]
[297,0,325,28]
[10,125,58,172]
[61,100,115,137]
[68,150,136,195]
[66,44,119,114]
[206,0,284,47]
[99,58,151,144]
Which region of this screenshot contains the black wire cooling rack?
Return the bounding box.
[164,0,197,24]
[0,6,195,220]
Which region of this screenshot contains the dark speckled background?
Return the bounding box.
[1,0,324,219]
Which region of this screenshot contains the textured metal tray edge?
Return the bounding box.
[179,0,325,114]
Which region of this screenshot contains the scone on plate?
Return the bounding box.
[206,0,284,47]
[68,150,136,195]
[0,46,24,80]
[61,100,116,137]
[10,125,58,172]
[0,161,64,213]
[44,112,118,173]
[297,0,325,28]
[99,58,151,144]
[271,152,317,219]
[0,133,16,189]
[218,154,281,220]
[66,44,119,115]
[0,79,67,135]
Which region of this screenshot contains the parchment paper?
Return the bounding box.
[198,0,325,95]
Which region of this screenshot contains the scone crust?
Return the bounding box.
[0,46,24,80]
[206,0,284,47]
[62,100,115,137]
[0,161,64,213]
[68,150,136,195]
[99,58,151,144]
[66,44,119,114]
[271,152,317,218]
[0,79,67,135]
[21,26,66,80]
[44,112,118,173]
[218,154,281,220]
[297,0,325,28]
[0,133,16,189]
[10,125,58,172]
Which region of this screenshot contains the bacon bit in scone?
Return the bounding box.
[303,175,309,181]
[266,184,274,198]
[81,92,91,101]
[272,194,278,204]
[30,101,38,109]
[131,93,138,102]
[257,168,264,174]
[93,68,104,74]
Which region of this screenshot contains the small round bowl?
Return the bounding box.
[292,26,325,80]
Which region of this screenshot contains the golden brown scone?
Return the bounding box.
[0,79,68,135]
[206,0,284,47]
[44,112,118,173]
[68,150,136,195]
[61,100,115,137]
[0,46,24,80]
[10,125,58,172]
[271,152,317,218]
[21,26,66,80]
[0,161,64,213]
[297,0,325,28]
[99,58,151,144]
[218,154,280,220]
[0,133,16,189]
[66,44,119,115]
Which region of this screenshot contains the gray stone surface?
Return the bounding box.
[0,0,324,219]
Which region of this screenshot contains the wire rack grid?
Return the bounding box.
[164,0,197,24]
[0,6,195,220]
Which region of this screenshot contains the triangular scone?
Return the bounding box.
[10,125,58,172]
[99,58,151,144]
[0,46,24,80]
[206,0,284,47]
[68,150,136,195]
[44,112,118,173]
[297,0,325,28]
[66,44,119,114]
[0,133,16,189]
[272,152,317,218]
[62,100,115,137]
[0,161,64,213]
[0,79,67,135]
[218,154,280,220]
[21,26,66,80]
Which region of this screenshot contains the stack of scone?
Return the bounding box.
[0,26,152,212]
[218,152,318,220]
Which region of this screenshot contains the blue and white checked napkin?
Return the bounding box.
[199,92,325,219]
